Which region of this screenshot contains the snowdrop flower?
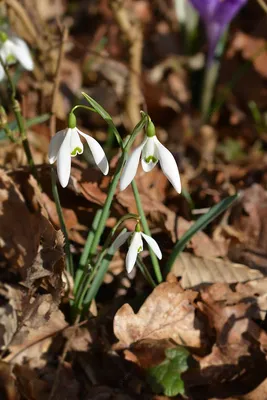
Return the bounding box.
[189,0,247,63]
[113,223,162,273]
[49,112,109,188]
[0,31,33,80]
[120,118,181,193]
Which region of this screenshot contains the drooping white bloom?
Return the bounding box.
[0,32,33,80]
[113,225,162,273]
[120,119,181,193]
[49,113,109,188]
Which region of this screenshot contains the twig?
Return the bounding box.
[3,0,43,48]
[48,317,80,400]
[257,0,267,13]
[109,0,143,141]
[50,25,68,137]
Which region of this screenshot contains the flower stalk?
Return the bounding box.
[0,56,39,182]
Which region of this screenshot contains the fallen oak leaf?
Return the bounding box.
[171,252,262,289]
[114,282,205,349]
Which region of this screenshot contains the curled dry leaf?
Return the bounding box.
[0,284,23,349]
[114,281,204,350]
[228,32,267,78]
[171,217,227,258]
[171,252,263,289]
[6,294,67,367]
[228,184,267,269]
[0,170,40,274]
[0,361,20,400]
[193,282,267,391]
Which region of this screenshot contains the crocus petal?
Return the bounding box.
[141,233,162,260]
[57,128,72,188]
[48,129,66,164]
[78,130,109,175]
[155,138,181,193]
[11,37,33,71]
[141,136,158,172]
[112,231,131,252]
[125,232,143,273]
[189,0,217,20]
[190,0,247,63]
[214,0,247,26]
[70,128,83,156]
[120,138,147,191]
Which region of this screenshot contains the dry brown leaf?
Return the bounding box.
[0,361,20,400]
[114,281,204,349]
[171,252,263,289]
[175,217,227,257]
[228,32,267,78]
[228,184,267,270]
[0,169,40,274]
[184,282,267,397]
[0,284,23,349]
[6,294,67,367]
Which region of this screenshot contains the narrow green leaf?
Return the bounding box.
[0,113,51,140]
[82,92,123,147]
[82,92,113,121]
[165,194,238,274]
[147,346,189,397]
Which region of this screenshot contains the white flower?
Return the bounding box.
[113,227,162,273]
[49,121,109,188]
[0,32,33,80]
[120,127,181,193]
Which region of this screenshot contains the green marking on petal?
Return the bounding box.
[6,54,16,64]
[145,155,157,163]
[137,246,142,253]
[0,31,8,43]
[71,147,82,156]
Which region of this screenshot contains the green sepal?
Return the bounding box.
[68,112,77,129]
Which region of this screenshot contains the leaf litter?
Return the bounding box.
[1,1,267,399]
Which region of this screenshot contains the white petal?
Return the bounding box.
[0,41,12,62]
[141,136,158,172]
[11,37,33,71]
[125,232,143,273]
[120,138,147,191]
[70,128,83,156]
[57,128,72,188]
[0,65,4,81]
[155,138,181,193]
[112,231,131,252]
[141,233,162,259]
[78,130,109,175]
[48,129,67,164]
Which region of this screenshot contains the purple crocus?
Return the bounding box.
[189,0,247,63]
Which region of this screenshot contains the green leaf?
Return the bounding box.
[147,346,189,397]
[82,92,113,121]
[0,113,51,140]
[82,92,123,147]
[165,194,238,275]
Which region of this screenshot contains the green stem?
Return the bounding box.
[87,116,148,260]
[131,180,163,283]
[74,209,103,293]
[51,168,74,276]
[81,240,118,313]
[74,214,139,312]
[137,256,156,288]
[87,156,125,259]
[200,29,228,123]
[71,104,95,114]
[0,56,39,182]
[79,209,103,268]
